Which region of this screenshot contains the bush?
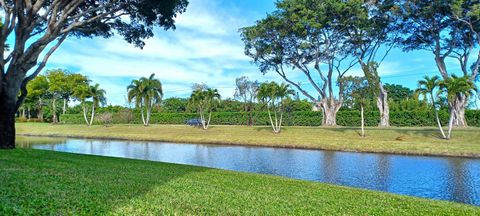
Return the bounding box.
[59,110,480,127]
[15,118,45,123]
[117,109,134,124]
[97,113,113,126]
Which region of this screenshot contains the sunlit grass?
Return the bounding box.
[16,123,480,157]
[0,149,478,215]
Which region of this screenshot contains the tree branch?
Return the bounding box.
[16,33,68,110]
[275,65,316,102]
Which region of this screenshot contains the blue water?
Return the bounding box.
[17,136,480,206]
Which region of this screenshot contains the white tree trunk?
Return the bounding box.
[141,105,146,126]
[267,107,277,133]
[52,97,58,123]
[145,106,151,126]
[62,98,67,115]
[452,95,467,127]
[82,105,89,125]
[277,111,283,133]
[431,94,446,139]
[361,105,365,138]
[377,84,390,127]
[89,104,95,126]
[205,112,212,130]
[447,107,456,140]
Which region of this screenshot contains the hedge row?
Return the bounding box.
[60,110,480,127]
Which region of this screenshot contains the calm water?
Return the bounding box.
[17,136,480,206]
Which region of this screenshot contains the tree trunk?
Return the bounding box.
[38,98,44,121]
[318,101,339,126]
[322,108,337,126]
[431,94,446,139]
[82,105,89,125]
[447,107,456,140]
[267,106,277,133]
[141,106,146,126]
[205,112,212,130]
[0,89,17,149]
[452,95,467,127]
[277,111,283,133]
[146,106,151,126]
[52,97,58,123]
[361,104,365,138]
[434,56,467,128]
[62,98,67,115]
[377,84,390,127]
[89,104,95,126]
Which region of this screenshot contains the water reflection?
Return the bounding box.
[17,136,480,206]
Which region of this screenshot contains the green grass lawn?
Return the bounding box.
[16,123,480,157]
[1,149,479,215]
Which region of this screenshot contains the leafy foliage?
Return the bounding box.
[60,110,480,127]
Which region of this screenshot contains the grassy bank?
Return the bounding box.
[16,123,480,157]
[0,149,478,215]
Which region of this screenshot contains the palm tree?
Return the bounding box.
[416,75,446,139]
[439,76,476,139]
[189,88,221,130]
[88,84,107,126]
[127,74,163,126]
[141,74,163,126]
[127,79,145,124]
[73,84,92,125]
[258,82,294,133]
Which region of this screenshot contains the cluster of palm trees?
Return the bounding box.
[74,84,107,126]
[127,74,164,126]
[257,82,295,133]
[125,75,296,133]
[188,87,221,130]
[416,75,476,139]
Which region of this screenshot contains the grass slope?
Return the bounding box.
[1,149,479,215]
[16,123,480,157]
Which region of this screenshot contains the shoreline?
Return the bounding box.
[17,128,480,159]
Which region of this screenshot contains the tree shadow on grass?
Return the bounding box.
[0,149,206,215]
[254,126,291,133]
[390,127,445,139]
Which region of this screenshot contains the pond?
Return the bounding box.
[17,136,480,206]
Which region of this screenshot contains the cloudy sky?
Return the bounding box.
[41,0,468,106]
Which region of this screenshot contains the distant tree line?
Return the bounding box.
[22,68,479,138]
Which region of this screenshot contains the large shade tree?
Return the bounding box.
[339,0,399,127]
[0,0,188,148]
[241,0,358,126]
[25,74,49,121]
[396,0,480,127]
[45,69,68,123]
[62,73,89,115]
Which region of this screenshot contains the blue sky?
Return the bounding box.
[40,0,473,106]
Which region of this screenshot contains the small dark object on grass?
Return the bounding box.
[396,136,407,141]
[186,119,202,127]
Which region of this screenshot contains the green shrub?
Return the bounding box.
[59,110,480,127]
